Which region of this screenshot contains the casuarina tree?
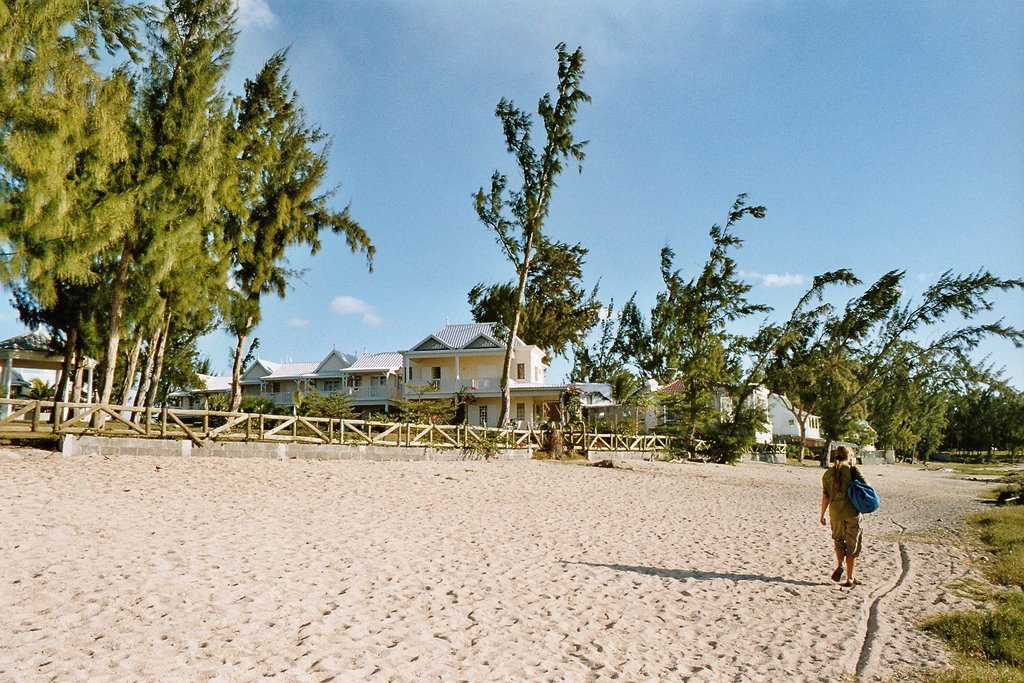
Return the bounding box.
[474,43,590,425]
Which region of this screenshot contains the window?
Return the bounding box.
[478,405,488,426]
[271,382,280,393]
[323,379,341,392]
[516,403,526,422]
[516,363,525,380]
[430,366,442,389]
[350,375,363,388]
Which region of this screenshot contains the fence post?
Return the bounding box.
[161,406,168,437]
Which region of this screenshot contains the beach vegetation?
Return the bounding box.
[469,238,600,362]
[296,390,356,421]
[0,1,373,417]
[474,42,590,426]
[920,503,1024,679]
[615,196,768,445]
[758,269,1023,462]
[222,49,372,411]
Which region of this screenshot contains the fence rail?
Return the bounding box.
[0,398,671,454]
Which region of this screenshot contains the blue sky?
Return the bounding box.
[3,0,1022,386]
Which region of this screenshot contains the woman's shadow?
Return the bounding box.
[562,561,824,587]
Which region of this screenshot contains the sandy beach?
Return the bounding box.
[0,450,992,681]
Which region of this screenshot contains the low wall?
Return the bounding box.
[585,450,654,462]
[60,435,533,462]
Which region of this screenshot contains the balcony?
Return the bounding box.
[337,385,401,403]
[402,377,502,396]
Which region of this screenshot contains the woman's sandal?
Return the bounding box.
[831,566,844,582]
[842,578,860,588]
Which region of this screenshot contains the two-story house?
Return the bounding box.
[240,349,356,408]
[401,323,597,428]
[340,351,403,416]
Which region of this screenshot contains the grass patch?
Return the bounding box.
[967,507,1024,588]
[917,501,1024,680]
[921,592,1024,667]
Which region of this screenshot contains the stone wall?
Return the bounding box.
[60,434,533,462]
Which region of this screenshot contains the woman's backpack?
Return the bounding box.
[847,465,880,514]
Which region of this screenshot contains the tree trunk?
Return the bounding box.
[132,326,160,419]
[498,237,535,427]
[52,325,78,425]
[98,248,132,407]
[118,334,142,406]
[143,310,172,412]
[230,320,252,412]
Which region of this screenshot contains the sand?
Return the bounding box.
[0,450,993,682]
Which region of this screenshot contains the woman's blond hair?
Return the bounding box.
[833,445,853,463]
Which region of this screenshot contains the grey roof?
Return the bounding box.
[347,351,403,372]
[262,361,320,380]
[0,330,54,353]
[413,323,522,351]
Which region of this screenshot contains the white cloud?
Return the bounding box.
[330,296,383,327]
[741,270,806,288]
[234,0,276,29]
[286,318,310,328]
[761,273,805,288]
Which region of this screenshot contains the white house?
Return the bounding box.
[768,393,823,445]
[240,349,356,408]
[339,351,404,416]
[167,374,232,409]
[401,323,614,428]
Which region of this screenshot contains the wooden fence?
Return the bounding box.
[0,398,671,454]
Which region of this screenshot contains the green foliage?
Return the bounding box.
[571,300,625,383]
[560,385,585,428]
[943,376,1024,460]
[26,378,56,400]
[297,391,356,420]
[223,49,373,409]
[462,429,505,459]
[919,503,1024,679]
[474,42,590,425]
[697,403,765,464]
[615,195,767,442]
[206,393,230,411]
[469,237,600,358]
[762,268,1024,456]
[239,395,275,415]
[399,397,457,425]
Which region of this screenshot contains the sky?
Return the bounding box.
[2,0,1023,387]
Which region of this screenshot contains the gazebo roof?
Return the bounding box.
[0,330,55,353]
[0,329,97,371]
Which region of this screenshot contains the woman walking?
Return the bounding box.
[819,445,863,587]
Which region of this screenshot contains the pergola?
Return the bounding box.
[0,330,96,403]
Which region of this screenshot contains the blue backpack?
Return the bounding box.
[847,466,880,514]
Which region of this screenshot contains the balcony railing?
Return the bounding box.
[335,385,401,402]
[402,377,502,396]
